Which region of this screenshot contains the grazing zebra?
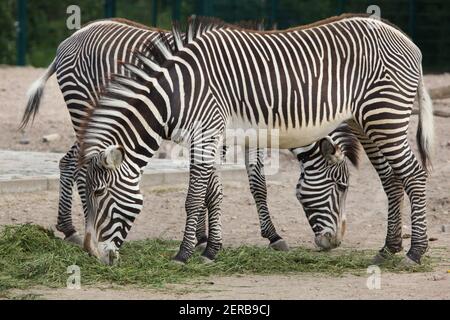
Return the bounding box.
[195,129,360,253]
[291,122,360,249]
[79,14,433,265]
[21,19,163,247]
[21,18,351,257]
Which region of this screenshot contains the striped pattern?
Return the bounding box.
[22,18,295,261]
[79,14,433,264]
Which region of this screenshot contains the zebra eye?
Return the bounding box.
[337,183,347,192]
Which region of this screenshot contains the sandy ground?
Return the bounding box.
[0,66,449,299]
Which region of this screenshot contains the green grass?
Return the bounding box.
[0,224,433,294]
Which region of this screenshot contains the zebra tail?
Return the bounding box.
[19,59,57,129]
[416,67,434,173]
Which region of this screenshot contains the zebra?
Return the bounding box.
[78,14,434,265]
[195,128,360,253]
[21,18,352,257]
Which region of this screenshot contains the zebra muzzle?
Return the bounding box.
[314,232,341,250]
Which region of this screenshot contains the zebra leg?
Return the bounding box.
[173,164,216,263]
[351,127,404,262]
[361,125,428,264]
[74,163,89,229]
[245,148,288,251]
[173,131,221,264]
[201,167,223,262]
[195,205,208,251]
[56,143,83,246]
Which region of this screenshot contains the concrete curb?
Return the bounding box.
[0,167,246,194]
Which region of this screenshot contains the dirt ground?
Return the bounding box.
[0,66,449,299]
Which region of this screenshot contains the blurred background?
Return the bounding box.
[1,0,450,72]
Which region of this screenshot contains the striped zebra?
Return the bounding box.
[196,129,360,253]
[21,18,351,258]
[79,14,434,265]
[21,19,163,247]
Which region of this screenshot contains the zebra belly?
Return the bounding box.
[225,112,352,149]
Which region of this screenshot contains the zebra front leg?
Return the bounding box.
[174,130,221,264]
[245,148,288,251]
[350,127,404,263]
[174,164,216,263]
[201,167,223,262]
[56,143,83,246]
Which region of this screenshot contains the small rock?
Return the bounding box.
[42,133,60,143]
[430,274,446,281]
[447,141,450,147]
[231,216,237,220]
[158,152,167,159]
[429,237,438,242]
[402,233,411,239]
[441,225,448,232]
[19,137,30,145]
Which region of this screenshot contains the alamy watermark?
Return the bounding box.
[66,5,81,30]
[170,125,281,175]
[366,265,381,290]
[66,264,81,289]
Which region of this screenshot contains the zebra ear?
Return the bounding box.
[102,145,125,170]
[319,137,344,164]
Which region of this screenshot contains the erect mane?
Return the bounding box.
[131,16,268,72]
[333,123,362,168]
[78,17,269,165]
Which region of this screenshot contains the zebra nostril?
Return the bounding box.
[324,232,333,240]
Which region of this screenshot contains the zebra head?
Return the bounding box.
[82,145,144,265]
[292,125,360,250]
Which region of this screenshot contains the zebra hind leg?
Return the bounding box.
[195,205,208,251]
[56,143,83,247]
[245,148,289,251]
[363,128,428,264]
[350,126,404,264]
[372,174,405,264]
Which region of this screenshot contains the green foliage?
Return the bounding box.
[2,0,450,70]
[0,0,16,65]
[26,0,103,67]
[0,224,433,294]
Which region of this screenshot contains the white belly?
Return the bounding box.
[225,112,352,149]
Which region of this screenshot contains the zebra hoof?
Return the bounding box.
[65,232,83,248]
[269,239,290,251]
[372,249,396,265]
[372,252,389,265]
[171,258,186,266]
[195,241,208,252]
[400,255,420,267]
[200,255,215,264]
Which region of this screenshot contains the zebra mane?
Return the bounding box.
[78,17,267,164]
[127,16,265,72]
[332,123,362,168]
